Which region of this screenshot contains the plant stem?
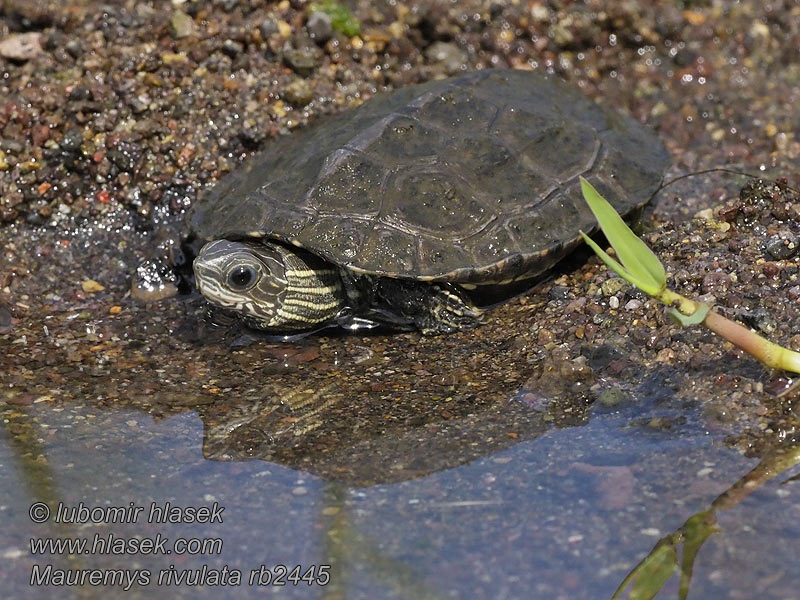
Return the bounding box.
[656,288,800,374]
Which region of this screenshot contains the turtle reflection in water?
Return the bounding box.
[189,69,669,335]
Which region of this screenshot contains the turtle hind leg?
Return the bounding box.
[423,283,484,334]
[374,278,483,334]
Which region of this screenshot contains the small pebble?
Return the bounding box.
[548,285,570,300]
[282,78,314,106]
[259,18,279,38]
[81,279,105,293]
[701,271,731,295]
[283,46,319,76]
[624,299,642,311]
[170,11,196,38]
[424,41,467,74]
[0,32,42,61]
[601,277,626,296]
[597,388,630,408]
[68,86,92,101]
[64,39,83,58]
[61,129,84,152]
[221,39,243,58]
[765,235,798,260]
[0,303,12,331]
[307,11,333,43]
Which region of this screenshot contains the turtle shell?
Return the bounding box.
[189,69,669,283]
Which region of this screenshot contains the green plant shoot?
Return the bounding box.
[579,178,666,296]
[310,1,361,37]
[579,176,800,375]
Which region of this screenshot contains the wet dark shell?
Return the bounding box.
[189,69,669,283]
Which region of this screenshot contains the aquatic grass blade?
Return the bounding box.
[610,543,678,600]
[629,544,678,600]
[580,177,666,294]
[578,231,658,294]
[678,512,717,600]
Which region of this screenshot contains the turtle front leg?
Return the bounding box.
[373,278,483,334]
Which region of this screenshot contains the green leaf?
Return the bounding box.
[611,542,678,600]
[580,177,666,296]
[678,511,717,600]
[667,302,711,327]
[579,231,660,295]
[579,230,661,297]
[629,544,678,599]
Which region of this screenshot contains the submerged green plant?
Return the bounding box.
[610,439,800,600]
[310,1,361,37]
[579,177,800,375]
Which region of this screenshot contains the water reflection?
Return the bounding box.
[3,366,799,599]
[198,377,560,486]
[611,434,800,600]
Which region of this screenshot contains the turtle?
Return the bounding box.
[189,69,669,336]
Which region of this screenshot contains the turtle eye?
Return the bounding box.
[228,265,258,290]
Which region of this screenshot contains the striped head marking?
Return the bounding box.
[193,239,345,332]
[194,240,288,329]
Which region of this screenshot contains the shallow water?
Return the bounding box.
[3,388,798,599]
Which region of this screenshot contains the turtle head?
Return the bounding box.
[193,240,287,329]
[193,239,346,331]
